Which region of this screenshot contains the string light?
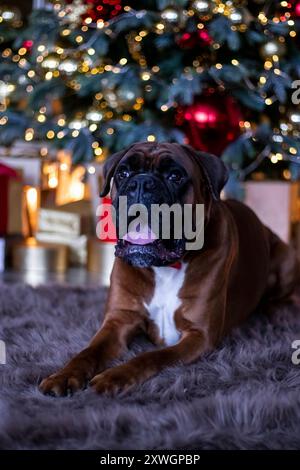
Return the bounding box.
[0,0,298,181]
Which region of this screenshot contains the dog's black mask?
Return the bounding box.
[100,142,228,268]
[112,153,188,267]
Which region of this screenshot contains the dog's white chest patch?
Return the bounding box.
[145,264,186,346]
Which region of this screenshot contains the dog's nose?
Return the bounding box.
[127,175,157,197]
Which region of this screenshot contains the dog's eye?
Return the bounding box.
[168,170,183,184]
[117,168,130,180]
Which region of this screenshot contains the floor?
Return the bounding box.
[0,268,105,287]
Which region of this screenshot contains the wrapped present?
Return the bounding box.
[0,156,41,186]
[87,197,117,286]
[87,237,115,286]
[36,206,92,265]
[0,163,24,236]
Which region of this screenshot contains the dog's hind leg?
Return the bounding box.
[263,227,300,313]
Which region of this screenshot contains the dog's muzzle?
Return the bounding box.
[113,173,185,267]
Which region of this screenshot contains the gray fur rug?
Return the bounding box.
[0,282,300,450]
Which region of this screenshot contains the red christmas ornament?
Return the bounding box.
[177,29,212,49]
[81,0,123,22]
[176,94,242,155]
[295,2,300,16]
[22,40,33,51]
[289,1,300,17]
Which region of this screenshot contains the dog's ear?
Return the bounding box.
[100,146,133,197]
[181,145,229,200]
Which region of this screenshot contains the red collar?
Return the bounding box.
[169,261,182,270]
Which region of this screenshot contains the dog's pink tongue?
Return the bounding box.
[123,226,157,245]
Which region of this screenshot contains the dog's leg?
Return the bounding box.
[39,311,144,397]
[90,330,208,394]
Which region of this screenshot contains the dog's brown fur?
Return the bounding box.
[40,143,299,396]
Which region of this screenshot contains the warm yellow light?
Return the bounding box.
[119,58,127,65]
[46,130,55,139]
[45,71,53,80]
[26,187,38,208]
[25,186,38,234]
[141,71,151,81]
[40,147,48,157]
[37,114,46,123]
[270,154,278,163]
[48,174,58,188]
[88,166,96,174]
[289,147,297,155]
[264,60,273,70]
[97,19,104,29]
[25,128,34,141]
[147,135,156,142]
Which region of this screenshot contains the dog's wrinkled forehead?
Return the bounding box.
[100,142,228,200]
[119,142,194,173]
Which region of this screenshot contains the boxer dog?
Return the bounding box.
[40,142,299,396]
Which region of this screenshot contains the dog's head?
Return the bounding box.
[100,142,228,268]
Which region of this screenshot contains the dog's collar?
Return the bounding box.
[169,261,182,270]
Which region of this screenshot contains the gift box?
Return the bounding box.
[0,163,24,236]
[36,206,92,265]
[0,156,41,186]
[244,181,300,243]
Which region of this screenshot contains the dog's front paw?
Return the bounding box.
[90,365,137,395]
[39,369,88,397]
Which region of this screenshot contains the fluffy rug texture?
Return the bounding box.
[0,282,300,450]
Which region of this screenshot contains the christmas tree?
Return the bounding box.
[1,0,300,194]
